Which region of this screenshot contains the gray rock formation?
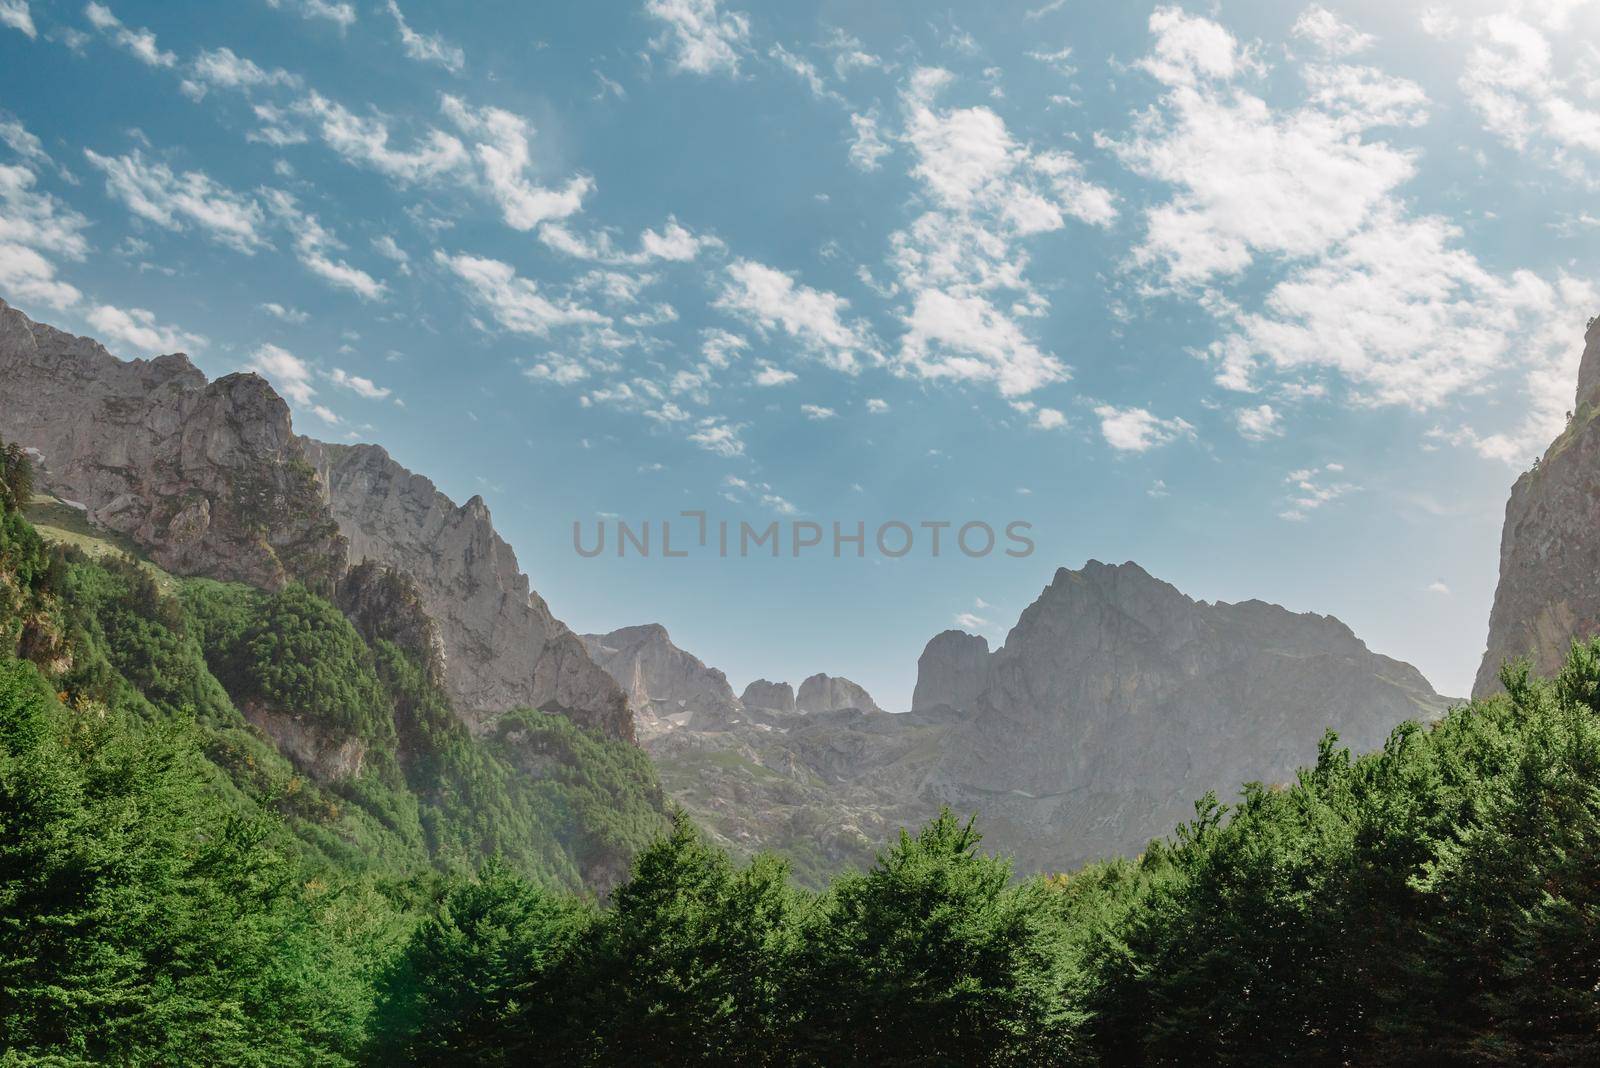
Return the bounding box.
[0,299,632,742]
[335,561,448,686]
[912,630,991,712]
[923,561,1452,870]
[796,672,882,714]
[1476,314,1600,697]
[303,441,631,739]
[580,623,739,737]
[741,679,795,713]
[643,561,1451,883]
[0,299,344,592]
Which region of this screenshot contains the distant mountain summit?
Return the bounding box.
[0,298,631,741]
[1476,315,1600,697]
[580,624,739,737]
[586,561,1450,880]
[918,560,1451,869]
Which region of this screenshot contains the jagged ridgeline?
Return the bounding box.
[0,453,668,894]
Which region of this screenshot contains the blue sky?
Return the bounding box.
[2,0,1598,710]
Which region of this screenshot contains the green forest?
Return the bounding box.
[5,443,1600,1065]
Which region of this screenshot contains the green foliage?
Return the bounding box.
[0,438,32,512]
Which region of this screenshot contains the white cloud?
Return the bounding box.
[182,47,299,100]
[371,234,411,270]
[0,161,90,260]
[295,92,468,183]
[954,611,989,630]
[441,95,592,230]
[1148,479,1170,498]
[717,259,876,373]
[800,403,836,420]
[263,189,387,300]
[1094,404,1195,452]
[1279,463,1354,521]
[329,367,391,399]
[1235,403,1283,441]
[539,217,717,264]
[848,111,891,171]
[525,355,590,386]
[688,417,745,456]
[1034,407,1065,430]
[0,115,47,166]
[866,397,889,413]
[1107,9,1419,286]
[1458,12,1600,180]
[887,67,1114,400]
[436,249,606,336]
[701,328,747,367]
[825,29,882,78]
[260,301,308,324]
[645,0,749,76]
[1115,6,1587,446]
[0,242,81,309]
[1027,44,1075,77]
[247,342,317,404]
[1291,6,1376,57]
[85,149,269,253]
[265,0,355,28]
[754,364,797,386]
[1426,580,1451,595]
[0,1,36,38]
[385,0,464,73]
[86,304,204,355]
[84,3,175,67]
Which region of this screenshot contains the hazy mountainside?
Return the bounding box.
[920,560,1452,870]
[0,299,630,741]
[580,623,739,737]
[796,672,883,714]
[1476,316,1600,697]
[609,562,1451,880]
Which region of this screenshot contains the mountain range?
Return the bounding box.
[5,294,1599,884]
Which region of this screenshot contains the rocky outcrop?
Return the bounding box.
[580,623,739,737]
[335,561,448,686]
[911,630,991,711]
[301,441,632,741]
[923,561,1452,870]
[796,673,882,714]
[0,299,345,591]
[0,299,632,742]
[740,679,794,713]
[1475,316,1600,697]
[243,700,367,782]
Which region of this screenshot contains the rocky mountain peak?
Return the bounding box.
[0,300,633,743]
[740,679,795,713]
[796,673,882,714]
[1476,313,1600,697]
[912,630,991,712]
[1578,314,1600,410]
[580,623,738,737]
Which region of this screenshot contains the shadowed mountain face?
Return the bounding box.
[1476,316,1600,698]
[917,561,1452,870]
[595,561,1451,881]
[580,624,739,737]
[0,299,631,741]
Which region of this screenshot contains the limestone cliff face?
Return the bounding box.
[922,561,1451,870]
[0,299,344,591]
[300,441,632,741]
[0,299,632,743]
[335,561,448,687]
[1475,316,1600,697]
[580,623,739,737]
[911,630,991,712]
[741,679,794,713]
[796,673,882,714]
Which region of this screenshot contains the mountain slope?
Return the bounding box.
[0,298,630,741]
[1476,315,1600,697]
[587,564,1449,880]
